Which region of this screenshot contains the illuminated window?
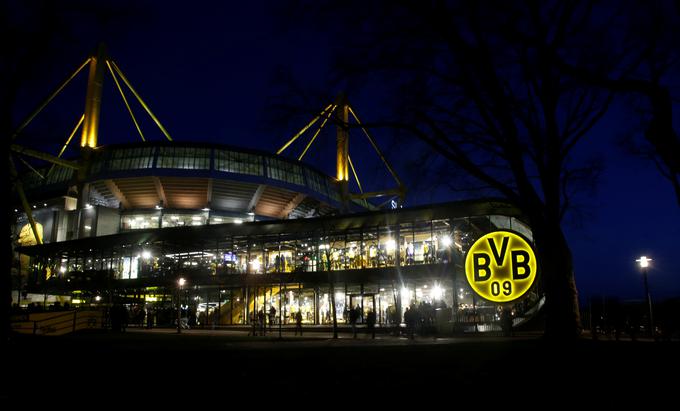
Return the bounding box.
[162,213,206,228]
[121,213,160,230]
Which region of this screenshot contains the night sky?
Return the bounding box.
[10,1,680,303]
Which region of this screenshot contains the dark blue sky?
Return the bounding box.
[13,1,680,302]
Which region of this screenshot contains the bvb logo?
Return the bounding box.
[464,230,537,303]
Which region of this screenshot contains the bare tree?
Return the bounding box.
[280,0,679,337]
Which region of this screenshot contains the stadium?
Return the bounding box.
[10,46,542,334]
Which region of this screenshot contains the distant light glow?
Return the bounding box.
[178,278,186,287]
[636,256,652,268]
[95,296,102,302]
[234,219,243,224]
[386,239,396,252]
[432,284,444,300]
[71,299,82,304]
[142,250,152,259]
[250,259,261,272]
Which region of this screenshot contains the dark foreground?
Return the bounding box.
[3,329,678,402]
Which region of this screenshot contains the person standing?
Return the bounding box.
[268,306,276,330]
[294,311,303,336]
[366,309,376,339]
[258,309,266,336]
[349,306,358,338]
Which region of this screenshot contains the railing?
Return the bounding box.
[11,310,104,336]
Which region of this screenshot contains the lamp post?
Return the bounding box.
[177,277,186,334]
[635,256,654,339]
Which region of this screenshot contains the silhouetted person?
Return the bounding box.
[269,306,276,330]
[294,311,303,336]
[501,307,513,337]
[258,309,266,336]
[366,310,376,339]
[349,306,358,338]
[404,307,416,339]
[146,307,154,329]
[248,311,257,336]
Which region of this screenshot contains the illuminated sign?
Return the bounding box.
[464,230,537,303]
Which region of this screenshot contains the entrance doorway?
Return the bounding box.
[348,294,376,324]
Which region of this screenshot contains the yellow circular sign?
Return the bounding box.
[464,230,537,303]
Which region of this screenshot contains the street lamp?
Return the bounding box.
[635,256,654,339]
[177,277,186,334]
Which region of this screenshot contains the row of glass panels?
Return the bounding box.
[21,146,341,202]
[65,280,539,331]
[98,146,339,201]
[46,216,530,279]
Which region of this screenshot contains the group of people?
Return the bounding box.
[402,301,446,339]
[248,306,303,336]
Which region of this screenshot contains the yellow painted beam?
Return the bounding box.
[9,156,42,244]
[347,155,363,193]
[298,105,336,161]
[110,61,173,142]
[107,61,145,142]
[81,45,107,148]
[348,106,404,188]
[10,144,80,170]
[11,58,91,141]
[276,103,333,155]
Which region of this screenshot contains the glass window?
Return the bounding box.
[413,221,433,264]
[279,235,298,273]
[265,157,304,186]
[378,226,397,267]
[45,165,75,185]
[121,212,161,230]
[345,230,362,270]
[363,227,379,268]
[161,213,207,228]
[108,147,155,171]
[233,237,248,274]
[399,223,415,266]
[432,219,453,264]
[304,169,329,197]
[215,150,263,176]
[157,147,210,169]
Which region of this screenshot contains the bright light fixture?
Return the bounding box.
[442,235,453,247]
[636,256,652,268]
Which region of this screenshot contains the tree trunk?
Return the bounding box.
[530,217,582,338]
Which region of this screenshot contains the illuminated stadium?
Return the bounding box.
[10,46,542,335]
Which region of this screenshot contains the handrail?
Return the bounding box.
[11,310,104,336]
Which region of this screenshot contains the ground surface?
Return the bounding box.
[3,328,678,403]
